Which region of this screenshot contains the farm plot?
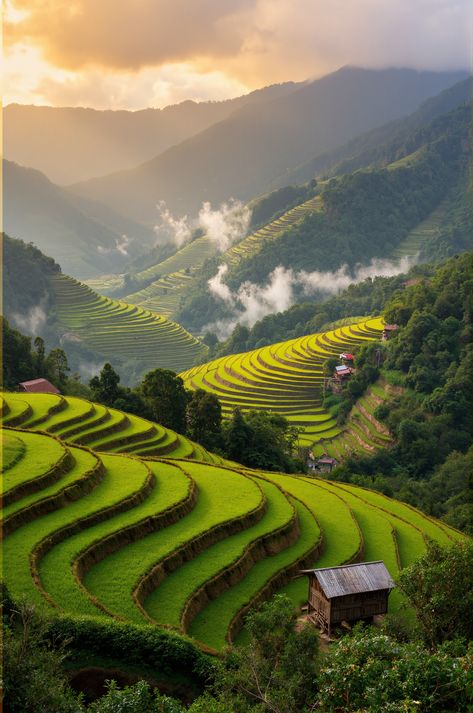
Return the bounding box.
[50,273,207,373]
[82,462,264,623]
[1,425,465,652]
[224,195,322,267]
[0,392,223,464]
[180,317,384,447]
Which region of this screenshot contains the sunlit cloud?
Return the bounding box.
[3,0,472,109]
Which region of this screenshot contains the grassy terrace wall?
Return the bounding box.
[1,417,465,654]
[50,273,207,373]
[181,317,385,449]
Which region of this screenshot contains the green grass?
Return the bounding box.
[181,318,385,448]
[83,463,263,623]
[50,273,208,374]
[188,499,319,650]
[2,445,99,520]
[2,451,152,611]
[2,431,26,471]
[2,430,66,497]
[143,477,294,628]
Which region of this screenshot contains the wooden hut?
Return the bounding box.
[302,561,395,635]
[19,378,60,395]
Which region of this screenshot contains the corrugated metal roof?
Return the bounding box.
[19,378,60,394]
[308,561,395,598]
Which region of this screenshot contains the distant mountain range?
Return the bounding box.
[4,82,300,185]
[67,67,467,224]
[3,160,155,278]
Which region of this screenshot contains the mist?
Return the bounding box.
[153,199,251,251]
[154,201,191,247]
[198,199,251,252]
[206,255,416,339]
[97,234,131,256]
[12,304,47,335]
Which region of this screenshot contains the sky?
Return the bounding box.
[3,0,472,110]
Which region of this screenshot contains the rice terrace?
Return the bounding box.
[2,9,472,709]
[1,390,464,653]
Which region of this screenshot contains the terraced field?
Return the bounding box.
[2,423,464,653]
[312,380,394,459]
[124,268,198,318]
[224,195,322,267]
[181,317,385,448]
[0,392,222,463]
[391,200,447,262]
[50,273,207,373]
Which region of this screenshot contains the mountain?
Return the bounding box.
[4,83,299,185]
[3,160,155,279]
[173,102,471,333]
[276,76,472,186]
[69,67,467,224]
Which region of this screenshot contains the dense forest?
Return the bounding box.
[327,252,472,532]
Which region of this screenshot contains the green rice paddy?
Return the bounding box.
[1,391,465,651]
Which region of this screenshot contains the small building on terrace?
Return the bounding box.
[315,455,339,473]
[302,561,395,636]
[18,378,60,395]
[382,324,399,341]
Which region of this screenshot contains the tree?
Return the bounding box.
[223,408,253,462]
[397,540,473,645]
[45,348,70,390]
[34,336,46,375]
[89,363,122,406]
[3,603,82,713]
[204,595,319,713]
[88,680,183,713]
[141,369,188,433]
[186,390,223,451]
[315,625,472,713]
[1,317,34,387]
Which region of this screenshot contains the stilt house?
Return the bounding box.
[302,561,395,636]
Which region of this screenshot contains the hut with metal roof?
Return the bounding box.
[301,561,395,635]
[19,378,60,395]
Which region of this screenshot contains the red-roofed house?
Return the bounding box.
[18,378,60,395]
[382,324,399,341]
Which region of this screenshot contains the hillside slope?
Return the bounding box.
[69,68,466,223]
[50,274,208,379]
[4,83,299,184]
[1,419,463,653]
[3,161,154,279]
[180,317,385,447]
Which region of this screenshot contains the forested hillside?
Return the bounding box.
[175,103,471,333]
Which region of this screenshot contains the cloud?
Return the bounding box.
[153,198,251,250]
[198,200,251,252]
[12,303,47,334]
[207,255,417,338]
[97,235,131,256]
[154,201,192,247]
[4,0,471,109]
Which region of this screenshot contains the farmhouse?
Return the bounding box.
[302,561,395,636]
[315,455,338,472]
[339,352,355,362]
[382,324,399,341]
[18,378,60,395]
[334,364,354,382]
